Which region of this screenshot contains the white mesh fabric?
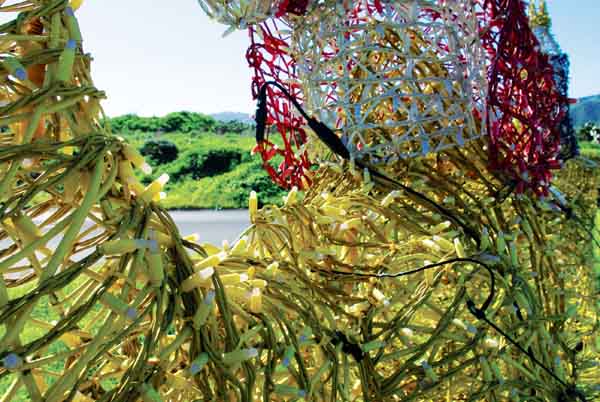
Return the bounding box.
[290,0,488,164]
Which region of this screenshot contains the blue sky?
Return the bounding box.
[547,0,600,99]
[73,0,600,117]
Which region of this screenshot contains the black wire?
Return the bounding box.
[330,254,581,399]
[254,81,479,245]
[256,81,350,159]
[465,264,586,402]
[331,330,365,362]
[478,312,568,387]
[328,256,497,318]
[254,81,585,401]
[355,163,481,245]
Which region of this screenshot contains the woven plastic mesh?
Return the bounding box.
[247,19,312,188]
[530,24,579,161]
[197,0,309,25]
[197,0,273,33]
[479,0,566,196]
[200,0,575,198]
[291,0,487,165]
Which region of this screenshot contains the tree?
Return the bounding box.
[107,112,217,134]
[109,114,163,132]
[162,111,216,133]
[579,122,600,143]
[139,140,179,165]
[215,120,255,135]
[164,149,243,181]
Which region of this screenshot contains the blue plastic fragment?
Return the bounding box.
[14,68,27,81]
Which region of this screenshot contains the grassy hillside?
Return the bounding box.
[113,110,600,210]
[121,130,286,209]
[107,112,286,209]
[579,141,600,158]
[572,94,600,127]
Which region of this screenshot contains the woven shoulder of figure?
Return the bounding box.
[290,1,486,165]
[197,0,311,31]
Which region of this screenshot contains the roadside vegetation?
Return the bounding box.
[108,112,286,209]
[109,113,600,209]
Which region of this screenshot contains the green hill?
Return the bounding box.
[572,94,600,127]
[107,113,286,210]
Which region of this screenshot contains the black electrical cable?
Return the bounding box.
[331,330,365,362]
[255,81,350,159]
[329,256,495,313]
[255,81,585,401]
[465,265,586,402]
[255,81,479,245]
[329,254,583,399]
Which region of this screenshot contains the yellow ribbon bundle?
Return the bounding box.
[0,1,598,401]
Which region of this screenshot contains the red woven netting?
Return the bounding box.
[478,0,566,196]
[275,0,310,17]
[246,19,311,189]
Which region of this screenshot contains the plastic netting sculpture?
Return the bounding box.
[0,0,598,401]
[529,0,579,161]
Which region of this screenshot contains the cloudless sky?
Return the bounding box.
[77,1,254,117]
[69,1,600,116]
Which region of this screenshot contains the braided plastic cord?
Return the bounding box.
[531,25,579,160]
[292,0,487,166]
[197,0,273,32]
[479,0,565,196]
[247,18,312,189]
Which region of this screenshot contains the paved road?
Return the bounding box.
[1,209,250,280]
[169,209,250,245]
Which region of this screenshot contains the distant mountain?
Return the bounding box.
[571,95,600,127]
[211,112,254,124]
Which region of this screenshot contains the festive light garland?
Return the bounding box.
[0,0,597,401]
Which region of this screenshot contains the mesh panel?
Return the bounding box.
[292,1,487,164]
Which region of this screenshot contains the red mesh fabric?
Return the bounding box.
[275,0,310,17]
[246,20,311,189]
[479,0,565,196]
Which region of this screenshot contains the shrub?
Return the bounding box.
[162,112,216,133]
[139,140,179,165]
[164,149,243,182]
[215,120,254,135]
[110,114,163,132]
[162,160,286,209]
